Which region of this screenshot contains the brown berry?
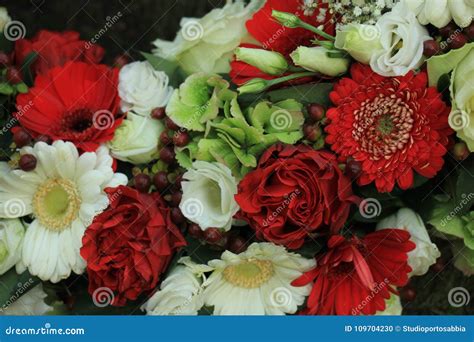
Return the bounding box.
[303,124,322,142]
[452,142,469,161]
[431,258,445,273]
[134,173,151,193]
[159,146,176,164]
[153,171,170,191]
[170,191,182,207]
[19,154,37,171]
[171,208,185,224]
[449,34,468,50]
[307,103,325,121]
[13,128,31,147]
[465,23,474,41]
[160,130,173,145]
[165,117,180,130]
[346,157,362,179]
[113,54,129,69]
[227,236,247,254]
[204,228,223,244]
[0,52,10,67]
[151,107,166,120]
[400,286,416,302]
[439,22,459,38]
[188,223,203,239]
[173,131,190,147]
[423,40,440,57]
[6,67,22,84]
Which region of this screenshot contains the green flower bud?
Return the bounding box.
[271,10,301,28]
[290,46,349,77]
[235,48,288,75]
[237,78,270,95]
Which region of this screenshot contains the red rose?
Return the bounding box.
[235,144,359,249]
[80,186,186,306]
[15,30,104,76]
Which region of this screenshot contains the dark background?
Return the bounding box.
[3,0,226,61]
[2,0,473,316]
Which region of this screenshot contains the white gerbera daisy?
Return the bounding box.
[202,242,315,315]
[0,141,127,283]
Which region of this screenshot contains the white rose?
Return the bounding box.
[1,284,52,316]
[107,113,163,165]
[0,7,11,32]
[180,161,239,231]
[142,259,208,315]
[370,2,431,76]
[377,208,440,276]
[404,0,473,28]
[118,61,173,116]
[0,219,25,275]
[152,0,263,74]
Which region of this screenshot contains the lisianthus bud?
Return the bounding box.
[290,46,349,77]
[272,10,301,28]
[235,47,288,75]
[334,24,383,64]
[237,78,269,95]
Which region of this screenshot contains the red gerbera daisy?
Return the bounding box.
[293,229,415,315]
[15,61,122,152]
[325,63,453,193]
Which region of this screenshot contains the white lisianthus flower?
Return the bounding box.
[0,7,11,32]
[376,208,440,276]
[335,23,383,64]
[152,0,263,74]
[180,161,239,231]
[202,242,315,315]
[370,1,431,76]
[118,61,173,116]
[1,284,52,316]
[0,141,127,283]
[142,257,212,315]
[376,293,402,315]
[108,113,163,165]
[0,219,25,275]
[404,0,473,28]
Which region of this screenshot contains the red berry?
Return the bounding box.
[159,130,172,145]
[307,103,325,121]
[170,191,182,207]
[171,207,185,224]
[465,23,474,41]
[227,236,247,254]
[151,107,166,120]
[452,142,469,161]
[303,124,321,142]
[449,34,468,50]
[35,135,51,144]
[13,128,31,147]
[204,228,222,244]
[439,22,459,38]
[113,54,129,69]
[153,171,170,191]
[159,146,176,164]
[165,117,180,130]
[423,40,440,57]
[173,131,190,147]
[431,258,445,273]
[19,154,37,171]
[400,286,416,302]
[188,223,203,239]
[0,52,10,67]
[134,173,151,193]
[6,67,22,84]
[346,157,362,179]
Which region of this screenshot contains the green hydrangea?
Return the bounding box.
[172,74,305,179]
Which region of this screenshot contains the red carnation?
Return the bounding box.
[325,64,453,193]
[293,229,415,315]
[15,30,104,76]
[80,186,186,306]
[235,144,359,249]
[14,61,121,152]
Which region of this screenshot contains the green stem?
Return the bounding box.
[267,72,318,87]
[299,21,335,41]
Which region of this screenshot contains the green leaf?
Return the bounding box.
[0,269,40,309]
[15,83,29,94]
[427,43,474,87]
[0,83,14,95]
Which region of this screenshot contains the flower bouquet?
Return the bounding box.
[0,0,473,316]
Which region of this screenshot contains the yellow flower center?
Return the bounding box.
[223,259,274,288]
[33,178,81,232]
